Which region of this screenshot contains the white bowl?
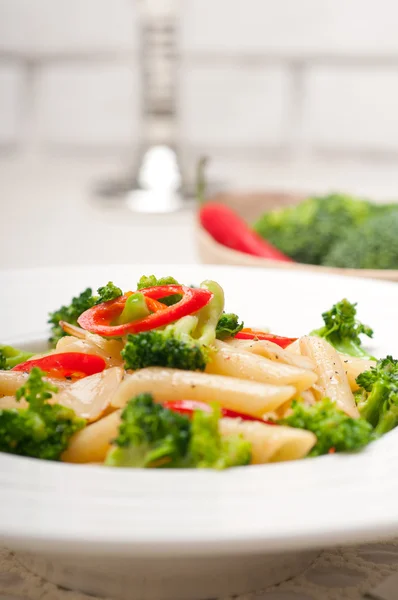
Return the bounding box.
[1,264,398,599]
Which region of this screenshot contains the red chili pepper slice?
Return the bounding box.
[12,352,106,380]
[77,285,213,337]
[235,328,297,349]
[162,399,275,425]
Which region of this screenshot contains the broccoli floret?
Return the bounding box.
[105,393,192,468]
[280,398,374,456]
[137,275,181,306]
[323,210,398,270]
[189,406,251,469]
[356,356,398,435]
[253,194,374,265]
[0,345,34,370]
[105,394,251,469]
[0,367,85,460]
[48,282,122,346]
[216,312,244,340]
[311,299,373,358]
[122,316,208,372]
[95,281,123,304]
[48,287,94,346]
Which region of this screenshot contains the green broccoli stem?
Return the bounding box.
[196,157,208,205]
[374,412,397,436]
[0,345,34,369]
[174,315,199,338]
[117,292,149,325]
[195,280,225,346]
[358,382,385,426]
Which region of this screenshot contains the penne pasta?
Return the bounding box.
[299,336,359,418]
[62,410,121,463]
[0,369,123,422]
[0,371,69,397]
[285,339,301,355]
[56,334,124,368]
[54,367,123,422]
[226,338,315,371]
[111,367,296,418]
[0,395,27,409]
[219,418,316,464]
[206,341,317,392]
[339,355,376,392]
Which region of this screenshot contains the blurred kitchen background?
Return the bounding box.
[2,0,398,269]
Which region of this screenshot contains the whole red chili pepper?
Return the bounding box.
[197,157,293,262]
[199,203,294,262]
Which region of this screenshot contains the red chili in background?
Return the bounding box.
[199,203,293,262]
[12,352,106,380]
[235,328,297,349]
[197,158,293,262]
[162,400,275,425]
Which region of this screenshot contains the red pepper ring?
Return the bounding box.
[162,399,276,425]
[77,285,213,337]
[12,352,106,380]
[235,328,297,349]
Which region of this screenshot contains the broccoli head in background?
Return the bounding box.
[280,398,374,456]
[48,281,122,346]
[215,312,244,340]
[311,298,373,358]
[323,211,398,270]
[253,194,375,265]
[356,356,398,435]
[137,275,181,306]
[105,393,251,469]
[0,367,85,460]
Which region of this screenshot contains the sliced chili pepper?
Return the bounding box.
[12,352,106,380]
[162,399,275,425]
[235,328,297,349]
[145,297,167,312]
[77,285,213,337]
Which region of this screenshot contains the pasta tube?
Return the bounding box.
[0,371,69,397]
[299,336,359,418]
[339,355,376,392]
[219,418,316,463]
[55,367,123,422]
[62,410,121,463]
[111,368,296,417]
[206,341,317,392]
[226,338,315,370]
[56,334,124,368]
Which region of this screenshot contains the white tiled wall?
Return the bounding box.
[36,64,140,149]
[178,0,398,167]
[0,0,140,154]
[2,0,398,165]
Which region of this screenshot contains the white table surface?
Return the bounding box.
[1,155,398,599]
[2,155,398,270]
